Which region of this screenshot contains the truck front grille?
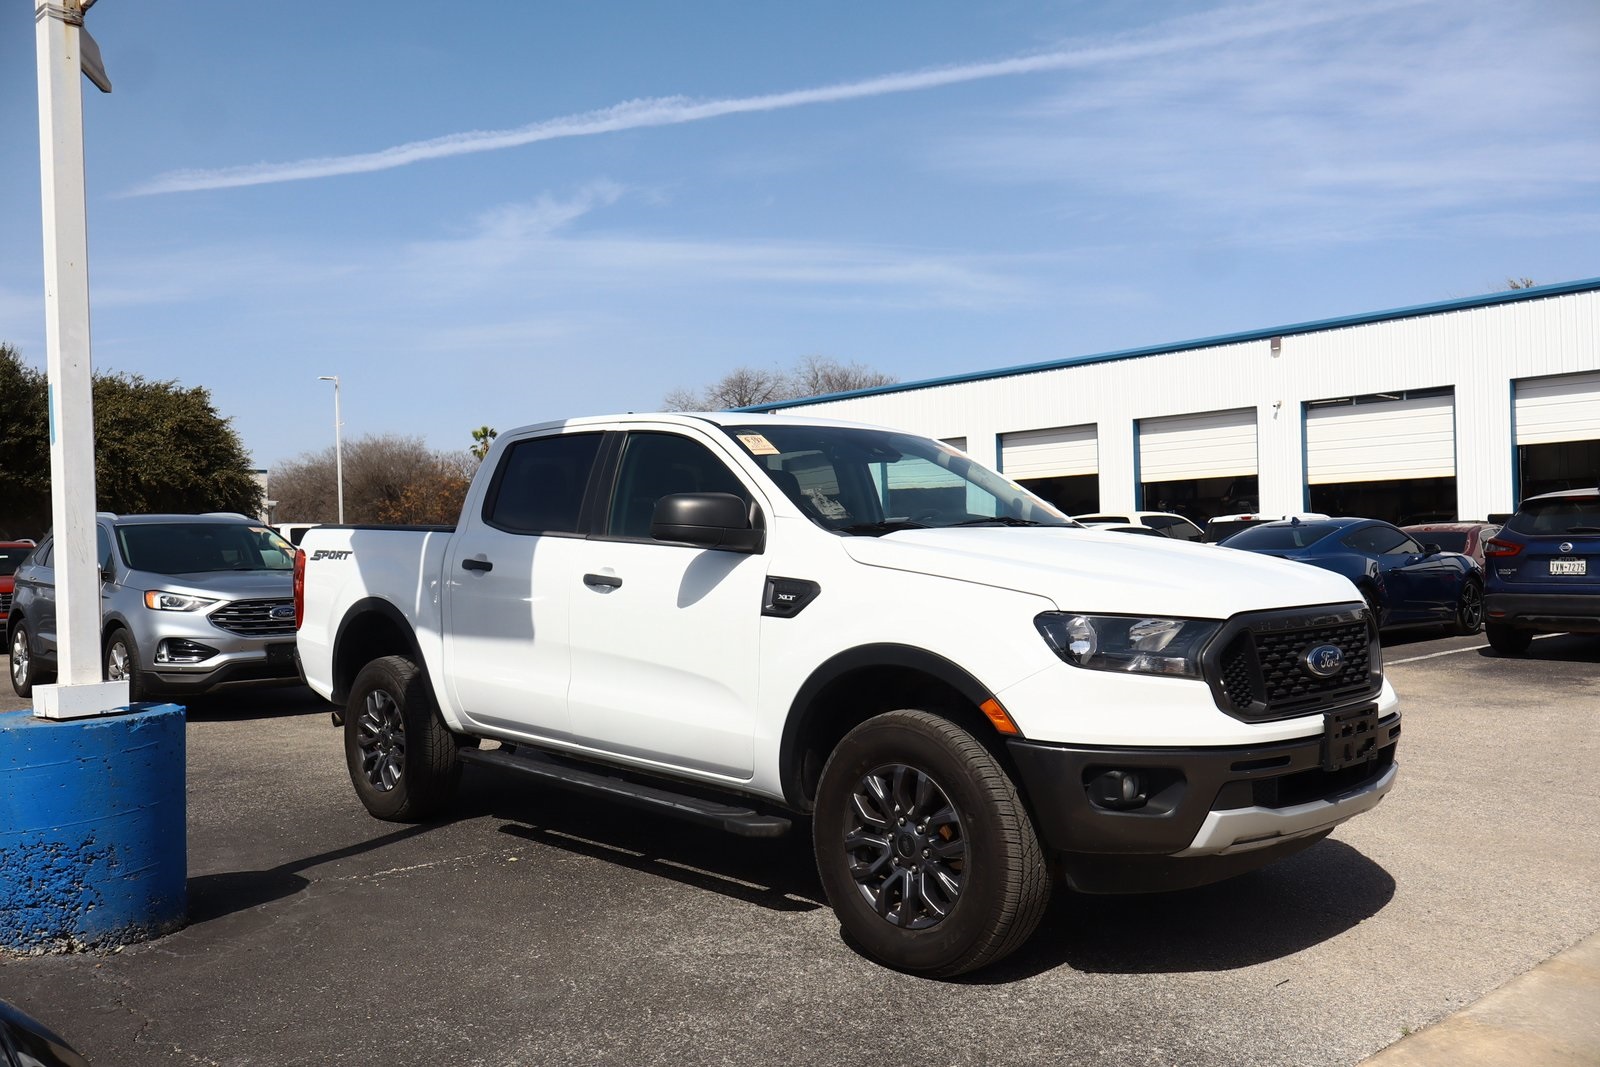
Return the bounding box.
[210,598,296,637]
[1204,605,1380,722]
[0,592,10,616]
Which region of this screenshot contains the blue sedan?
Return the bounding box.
[1220,517,1484,633]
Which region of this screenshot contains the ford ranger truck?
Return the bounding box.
[295,412,1399,976]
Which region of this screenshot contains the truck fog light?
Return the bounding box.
[156,639,218,664]
[1088,769,1148,811]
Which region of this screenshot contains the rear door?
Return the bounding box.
[442,430,606,741]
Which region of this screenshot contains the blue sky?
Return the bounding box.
[2,1,1596,472]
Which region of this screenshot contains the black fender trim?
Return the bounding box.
[330,596,430,704]
[777,643,997,808]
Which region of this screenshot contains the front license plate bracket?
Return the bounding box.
[1323,706,1380,772]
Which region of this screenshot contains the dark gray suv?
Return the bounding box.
[8,513,300,701]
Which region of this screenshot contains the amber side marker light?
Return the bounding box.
[980,698,1021,736]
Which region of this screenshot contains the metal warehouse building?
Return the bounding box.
[750,277,1600,526]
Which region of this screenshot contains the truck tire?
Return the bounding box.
[344,655,465,822]
[813,710,1049,977]
[1485,622,1532,656]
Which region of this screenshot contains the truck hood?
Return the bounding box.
[839,526,1362,618]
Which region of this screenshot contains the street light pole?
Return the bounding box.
[33,0,125,718]
[318,375,344,523]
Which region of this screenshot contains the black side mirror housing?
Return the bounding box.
[651,493,764,553]
[1421,542,1442,555]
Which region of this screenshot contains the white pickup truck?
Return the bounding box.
[295,412,1400,976]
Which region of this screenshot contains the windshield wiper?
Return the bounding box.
[1562,525,1600,534]
[839,520,930,536]
[947,516,1049,527]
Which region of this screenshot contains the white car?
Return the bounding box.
[1073,511,1203,541]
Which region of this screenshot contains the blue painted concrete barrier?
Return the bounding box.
[0,705,187,953]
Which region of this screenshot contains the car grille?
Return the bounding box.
[209,598,296,637]
[1205,605,1379,722]
[0,592,10,616]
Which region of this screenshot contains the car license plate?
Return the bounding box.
[266,643,296,667]
[1550,558,1587,575]
[1323,706,1380,772]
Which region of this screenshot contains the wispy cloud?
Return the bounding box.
[125,2,1399,196]
[936,0,1600,244]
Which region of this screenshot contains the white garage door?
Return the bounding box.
[1138,408,1256,482]
[1305,394,1455,484]
[1515,371,1600,445]
[1000,424,1097,478]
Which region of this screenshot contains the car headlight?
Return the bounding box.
[1035,612,1220,678]
[144,590,219,612]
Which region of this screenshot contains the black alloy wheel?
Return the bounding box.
[813,710,1049,977]
[1454,579,1484,636]
[844,763,967,929]
[343,655,470,821]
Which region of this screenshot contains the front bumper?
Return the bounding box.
[1006,710,1400,893]
[1484,592,1600,634]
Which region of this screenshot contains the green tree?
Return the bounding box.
[0,344,50,538]
[470,425,498,461]
[0,344,262,538]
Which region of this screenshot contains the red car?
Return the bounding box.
[0,541,37,626]
[1401,522,1501,570]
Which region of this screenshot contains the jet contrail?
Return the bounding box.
[126,3,1393,196]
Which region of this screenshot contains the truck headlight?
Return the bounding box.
[144,591,218,612]
[1035,613,1219,678]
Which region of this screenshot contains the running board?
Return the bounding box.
[457,746,792,838]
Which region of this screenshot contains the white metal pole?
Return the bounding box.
[34,0,127,718]
[320,375,343,523]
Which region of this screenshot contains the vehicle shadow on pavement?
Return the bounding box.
[962,839,1396,983]
[455,772,826,913]
[185,822,447,925]
[180,685,330,722]
[1474,634,1598,663]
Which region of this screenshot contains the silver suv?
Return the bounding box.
[8,513,300,701]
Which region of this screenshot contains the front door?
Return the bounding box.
[565,429,767,779]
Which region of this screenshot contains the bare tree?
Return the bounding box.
[272,434,448,524]
[1506,277,1538,290]
[665,356,896,411]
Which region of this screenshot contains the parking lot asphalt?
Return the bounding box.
[2,628,1597,1067]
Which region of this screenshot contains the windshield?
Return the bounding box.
[722,424,1074,534]
[0,547,27,577]
[1425,532,1470,553]
[1219,523,1339,550]
[1505,496,1600,536]
[117,523,296,575]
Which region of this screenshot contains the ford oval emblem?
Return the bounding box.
[1301,643,1345,679]
[270,605,296,621]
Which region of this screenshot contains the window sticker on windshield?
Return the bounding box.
[737,433,779,456]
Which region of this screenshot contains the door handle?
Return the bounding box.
[583,572,622,589]
[461,558,494,573]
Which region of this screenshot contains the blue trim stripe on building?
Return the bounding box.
[740,276,1600,413]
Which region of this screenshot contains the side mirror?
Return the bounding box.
[1421,542,1442,555]
[651,493,763,553]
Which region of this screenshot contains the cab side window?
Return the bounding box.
[606,432,751,540]
[484,433,604,535]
